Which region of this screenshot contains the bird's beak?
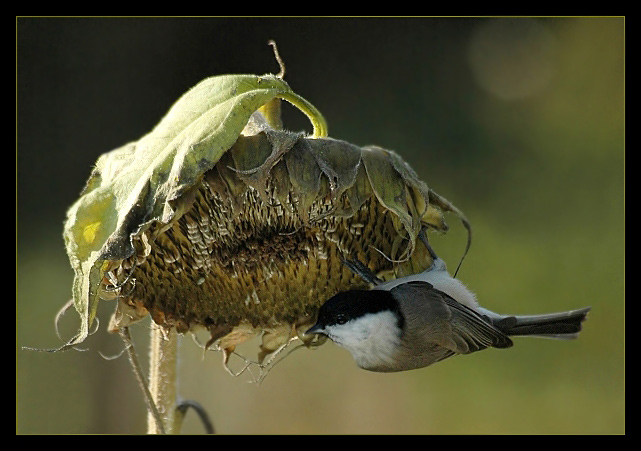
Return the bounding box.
[305,324,324,336]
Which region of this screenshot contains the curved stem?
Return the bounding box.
[174,400,215,434]
[147,325,178,434]
[277,91,328,138]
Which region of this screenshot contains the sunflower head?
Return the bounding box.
[62,68,468,372]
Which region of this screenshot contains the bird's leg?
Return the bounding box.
[418,227,451,273]
[341,257,383,286]
[344,229,443,285]
[418,228,439,261]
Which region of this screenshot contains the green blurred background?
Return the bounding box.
[17,17,624,434]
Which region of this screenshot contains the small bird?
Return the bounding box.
[306,231,591,372]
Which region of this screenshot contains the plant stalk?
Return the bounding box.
[147,325,178,434]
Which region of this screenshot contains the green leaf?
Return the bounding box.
[61,73,327,349]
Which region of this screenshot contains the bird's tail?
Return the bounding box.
[480,307,591,340]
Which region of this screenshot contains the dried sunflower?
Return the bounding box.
[60,55,469,373]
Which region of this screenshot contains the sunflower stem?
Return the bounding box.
[147,325,178,434]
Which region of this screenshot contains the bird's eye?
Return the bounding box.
[336,314,348,325]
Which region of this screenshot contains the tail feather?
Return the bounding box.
[493,307,591,340]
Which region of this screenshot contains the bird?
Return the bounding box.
[306,230,591,372]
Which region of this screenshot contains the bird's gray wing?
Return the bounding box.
[391,281,513,356]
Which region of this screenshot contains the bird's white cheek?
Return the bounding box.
[329,312,401,367]
[326,324,369,348]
